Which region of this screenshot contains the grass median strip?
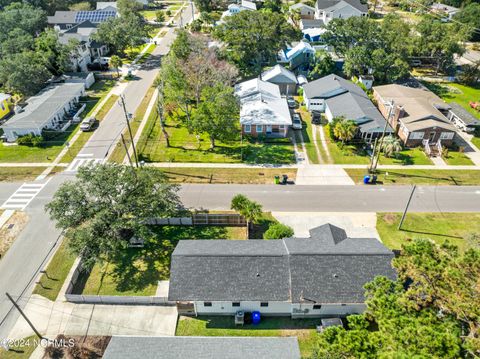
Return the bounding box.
[377,212,480,252]
[346,168,480,185]
[0,167,47,182]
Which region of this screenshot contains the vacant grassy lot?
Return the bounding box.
[176,316,320,358]
[33,238,77,301]
[137,111,296,164]
[80,225,247,296]
[0,167,47,182]
[346,168,480,185]
[161,167,297,184]
[377,212,480,251]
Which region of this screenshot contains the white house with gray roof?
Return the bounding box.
[168,224,396,317]
[315,0,368,25]
[303,74,393,142]
[103,336,301,359]
[235,78,291,137]
[1,83,85,142]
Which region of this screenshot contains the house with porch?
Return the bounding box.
[235,78,291,138]
[1,83,85,142]
[261,65,298,95]
[315,0,368,25]
[373,84,457,150]
[169,224,396,317]
[303,74,393,142]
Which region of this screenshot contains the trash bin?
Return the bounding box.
[282,174,288,185]
[274,176,280,184]
[252,311,261,325]
[363,175,370,184]
[372,175,377,184]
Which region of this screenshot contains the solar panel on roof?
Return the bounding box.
[74,10,116,23]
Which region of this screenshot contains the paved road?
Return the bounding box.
[0,7,195,339]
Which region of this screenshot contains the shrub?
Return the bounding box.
[263,223,294,239]
[17,134,43,147]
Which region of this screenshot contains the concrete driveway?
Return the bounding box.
[295,166,355,185]
[272,212,380,239]
[9,295,178,339]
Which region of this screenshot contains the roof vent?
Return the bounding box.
[333,273,338,278]
[256,273,260,277]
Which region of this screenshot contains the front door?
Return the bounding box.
[266,125,272,134]
[428,131,436,143]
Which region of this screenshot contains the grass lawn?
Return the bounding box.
[0,167,47,182]
[296,106,319,164]
[422,81,480,121]
[377,212,480,252]
[346,168,480,185]
[377,148,433,166]
[140,9,157,20]
[122,43,148,64]
[442,150,475,166]
[109,86,156,163]
[79,225,247,296]
[138,111,295,164]
[176,316,320,358]
[33,238,77,301]
[160,167,297,184]
[0,336,39,359]
[471,136,480,149]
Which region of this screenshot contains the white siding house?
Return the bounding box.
[315,0,368,25]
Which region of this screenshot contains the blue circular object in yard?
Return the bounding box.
[252,311,261,325]
[363,175,370,184]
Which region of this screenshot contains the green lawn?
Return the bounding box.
[176,316,320,358]
[137,43,156,64]
[137,111,296,164]
[296,105,319,164]
[0,336,39,359]
[140,9,157,20]
[123,43,148,63]
[346,168,480,185]
[422,81,480,122]
[79,225,247,296]
[33,238,77,301]
[471,136,480,149]
[377,212,480,252]
[442,150,475,166]
[0,167,47,182]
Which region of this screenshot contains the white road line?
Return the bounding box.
[1,179,51,210]
[65,158,104,173]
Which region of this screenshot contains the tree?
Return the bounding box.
[118,0,142,16]
[93,14,148,55]
[155,10,165,23]
[46,163,181,266]
[69,2,91,10]
[154,76,170,147]
[214,11,301,75]
[35,28,72,76]
[109,55,123,78]
[308,50,336,80]
[380,135,402,158]
[458,60,480,85]
[0,3,47,45]
[231,194,263,237]
[192,84,240,148]
[288,8,302,27]
[333,117,357,145]
[454,3,480,41]
[263,223,294,239]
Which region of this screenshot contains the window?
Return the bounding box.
[232,302,240,307]
[244,125,251,133]
[260,302,269,307]
[409,131,424,140]
[0,103,4,111]
[440,132,454,140]
[313,304,322,310]
[203,302,212,307]
[279,125,285,130]
[256,125,263,133]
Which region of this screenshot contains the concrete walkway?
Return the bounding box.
[295,166,355,185]
[8,295,178,340]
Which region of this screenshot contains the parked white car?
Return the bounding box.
[80,117,96,132]
[292,113,302,130]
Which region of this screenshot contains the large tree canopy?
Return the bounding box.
[46,164,182,266]
[310,239,480,358]
[214,11,301,76]
[454,3,480,41]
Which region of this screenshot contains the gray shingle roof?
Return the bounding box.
[168,224,395,303]
[47,11,77,24]
[261,65,298,85]
[316,0,368,12]
[449,102,480,127]
[103,336,301,359]
[300,19,325,28]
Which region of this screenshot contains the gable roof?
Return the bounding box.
[63,20,97,34]
[300,18,325,28]
[316,0,368,12]
[103,336,301,359]
[48,11,77,24]
[449,102,480,127]
[97,1,118,10]
[241,0,257,10]
[235,78,292,126]
[168,224,396,303]
[374,84,456,132]
[290,2,316,11]
[285,41,315,60]
[262,65,298,85]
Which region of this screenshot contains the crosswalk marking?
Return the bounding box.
[1,180,50,210]
[65,157,104,173]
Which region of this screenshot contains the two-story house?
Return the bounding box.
[315,0,368,25]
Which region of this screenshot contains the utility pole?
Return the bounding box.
[180,9,184,27]
[190,1,195,21]
[398,185,416,230]
[119,95,139,168]
[370,100,394,173]
[121,134,133,168]
[6,293,44,340]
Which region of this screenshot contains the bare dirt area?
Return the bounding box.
[0,211,28,258]
[42,335,111,359]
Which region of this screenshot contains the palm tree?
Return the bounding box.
[381,135,402,158]
[333,118,357,146]
[109,55,123,78]
[231,194,263,238]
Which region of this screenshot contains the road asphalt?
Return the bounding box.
[0,8,195,340]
